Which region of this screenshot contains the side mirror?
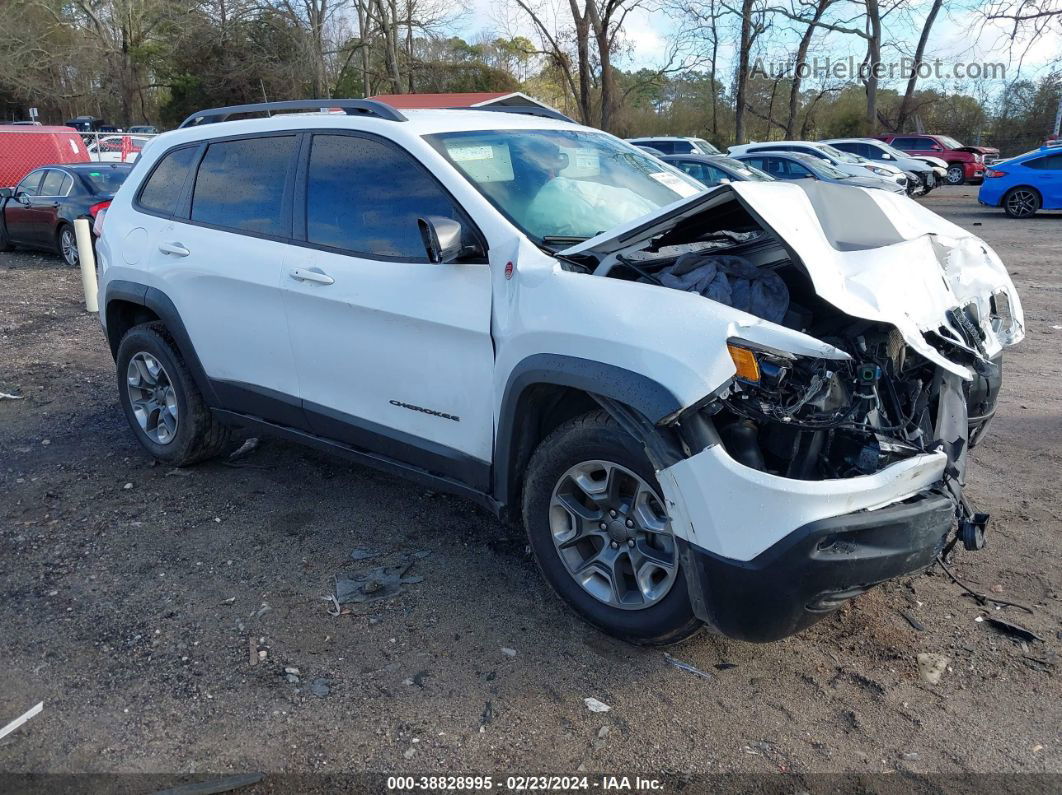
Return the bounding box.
[418,216,465,264]
[882,153,892,160]
[0,188,11,199]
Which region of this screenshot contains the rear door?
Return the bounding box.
[137,134,305,427]
[282,131,495,488]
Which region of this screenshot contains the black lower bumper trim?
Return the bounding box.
[679,490,956,642]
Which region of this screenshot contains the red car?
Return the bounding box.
[876,133,999,186]
[0,125,90,189]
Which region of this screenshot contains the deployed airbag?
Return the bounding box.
[657,253,790,324]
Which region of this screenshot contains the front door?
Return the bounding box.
[5,169,46,246]
[282,132,495,489]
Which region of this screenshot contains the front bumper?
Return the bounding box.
[678,491,955,642]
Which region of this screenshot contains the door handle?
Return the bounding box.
[289,267,335,285]
[158,241,190,257]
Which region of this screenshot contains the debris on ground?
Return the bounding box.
[324,552,430,614]
[0,391,24,400]
[664,653,713,680]
[714,662,738,671]
[500,647,517,657]
[916,653,949,685]
[350,548,379,561]
[228,438,259,461]
[584,697,611,713]
[984,616,1045,643]
[479,700,493,731]
[900,610,926,631]
[0,701,43,742]
[309,679,330,697]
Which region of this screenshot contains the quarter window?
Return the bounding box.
[139,146,199,216]
[191,136,294,235]
[305,134,462,260]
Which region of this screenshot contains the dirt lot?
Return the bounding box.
[1,189,1059,788]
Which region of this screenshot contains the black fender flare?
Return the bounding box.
[492,353,683,508]
[103,279,220,407]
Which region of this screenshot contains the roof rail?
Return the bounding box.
[178,99,407,129]
[447,105,577,124]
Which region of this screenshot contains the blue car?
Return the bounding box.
[978,143,1062,217]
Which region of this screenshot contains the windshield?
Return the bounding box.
[938,135,964,149]
[78,167,130,193]
[804,158,850,180]
[692,138,721,155]
[818,143,859,163]
[715,156,774,181]
[427,129,702,242]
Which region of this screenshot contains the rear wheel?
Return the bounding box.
[522,411,702,646]
[116,323,231,465]
[1003,187,1041,218]
[57,223,78,267]
[945,164,965,185]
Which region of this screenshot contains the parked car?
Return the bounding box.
[977,143,1062,218]
[729,140,908,192]
[627,136,722,155]
[65,115,106,132]
[824,138,943,195]
[661,153,774,187]
[87,134,151,163]
[0,162,132,265]
[96,99,1022,645]
[876,134,999,185]
[128,125,159,135]
[0,124,91,189]
[731,151,905,194]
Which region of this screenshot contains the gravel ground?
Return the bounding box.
[1,189,1059,788]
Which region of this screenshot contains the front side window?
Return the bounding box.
[17,170,45,196]
[139,146,198,216]
[306,134,464,260]
[191,136,295,235]
[428,129,702,243]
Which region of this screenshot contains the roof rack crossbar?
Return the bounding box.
[178,99,407,128]
[447,105,577,124]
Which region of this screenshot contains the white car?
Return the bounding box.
[626,136,722,156]
[729,140,910,191]
[824,138,947,194]
[95,100,1023,645]
[87,134,151,163]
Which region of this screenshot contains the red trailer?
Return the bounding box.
[0,125,90,189]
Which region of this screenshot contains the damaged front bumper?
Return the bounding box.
[676,490,954,642]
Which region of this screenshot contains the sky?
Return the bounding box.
[454,0,1060,94]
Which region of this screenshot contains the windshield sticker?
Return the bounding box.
[449,145,494,162]
[649,171,701,198]
[449,143,514,182]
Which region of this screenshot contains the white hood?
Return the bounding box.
[563,181,1024,380]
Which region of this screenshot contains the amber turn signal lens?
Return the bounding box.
[727,344,761,383]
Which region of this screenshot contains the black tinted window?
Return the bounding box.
[17,170,45,196]
[140,146,198,216]
[646,140,674,154]
[1027,154,1062,170]
[306,134,461,260]
[192,136,294,235]
[892,138,920,149]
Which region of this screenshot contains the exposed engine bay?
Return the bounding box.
[561,183,1014,483]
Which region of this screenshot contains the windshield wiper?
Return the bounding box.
[541,235,590,247]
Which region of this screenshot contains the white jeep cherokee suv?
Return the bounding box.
[96,100,1024,645]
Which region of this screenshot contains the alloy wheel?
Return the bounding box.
[946,165,964,185]
[126,352,179,444]
[60,226,78,266]
[549,460,678,610]
[1005,189,1038,218]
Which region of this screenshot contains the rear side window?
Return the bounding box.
[646,140,674,154]
[139,146,198,216]
[40,170,68,196]
[191,136,295,235]
[1026,154,1062,170]
[305,134,462,260]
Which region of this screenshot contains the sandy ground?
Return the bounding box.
[0,189,1059,789]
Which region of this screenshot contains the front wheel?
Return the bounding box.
[1003,187,1041,218]
[522,411,702,646]
[945,164,965,185]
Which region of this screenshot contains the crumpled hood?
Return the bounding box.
[563,181,1024,380]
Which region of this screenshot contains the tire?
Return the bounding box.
[522,410,702,646]
[57,223,78,267]
[116,322,231,466]
[945,164,965,185]
[1003,187,1041,219]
